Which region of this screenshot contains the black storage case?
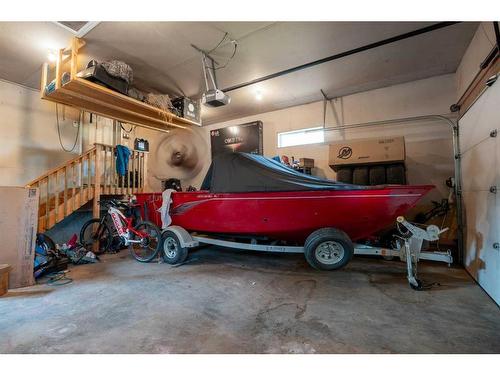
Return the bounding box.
[77,64,129,95]
[172,97,201,124]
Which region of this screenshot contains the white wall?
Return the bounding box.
[140,74,456,203]
[0,79,83,186]
[81,114,116,152]
[0,78,121,187]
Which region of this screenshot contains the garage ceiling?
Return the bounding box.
[0,22,478,124]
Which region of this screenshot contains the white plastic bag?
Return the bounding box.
[159,189,176,229]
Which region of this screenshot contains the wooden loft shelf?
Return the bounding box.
[43,77,199,130]
[40,37,199,131]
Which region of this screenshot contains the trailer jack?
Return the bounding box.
[354,217,452,290]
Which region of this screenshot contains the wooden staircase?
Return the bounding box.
[26,143,148,232]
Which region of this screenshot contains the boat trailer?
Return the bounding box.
[164,216,453,290]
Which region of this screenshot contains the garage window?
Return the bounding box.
[277,126,324,147]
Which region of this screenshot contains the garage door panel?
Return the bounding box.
[460,137,497,192]
[459,78,500,305]
[497,134,500,187]
[459,87,500,148]
[462,191,499,303]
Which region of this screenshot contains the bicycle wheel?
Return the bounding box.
[80,218,112,254]
[129,221,161,262]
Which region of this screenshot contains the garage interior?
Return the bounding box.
[0,19,499,355]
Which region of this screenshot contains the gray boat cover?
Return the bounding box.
[201,152,366,193]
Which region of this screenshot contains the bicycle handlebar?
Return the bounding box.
[99,199,130,209]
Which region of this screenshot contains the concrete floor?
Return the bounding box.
[1,247,499,353]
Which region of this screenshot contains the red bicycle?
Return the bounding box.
[80,199,161,262]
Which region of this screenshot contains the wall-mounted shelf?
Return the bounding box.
[40,37,199,131]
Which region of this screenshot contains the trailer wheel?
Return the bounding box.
[353,167,369,185]
[369,165,386,185]
[336,167,353,184]
[161,230,188,264]
[386,163,406,184]
[304,228,354,270]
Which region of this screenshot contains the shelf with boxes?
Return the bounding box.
[41,37,201,132]
[329,136,407,185]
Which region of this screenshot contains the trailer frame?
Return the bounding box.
[163,217,453,290]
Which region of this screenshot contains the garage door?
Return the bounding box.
[459,76,500,305]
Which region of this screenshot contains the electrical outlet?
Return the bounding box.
[123,133,130,139]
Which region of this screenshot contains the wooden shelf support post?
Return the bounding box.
[93,145,102,219]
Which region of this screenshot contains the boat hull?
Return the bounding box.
[137,185,433,243]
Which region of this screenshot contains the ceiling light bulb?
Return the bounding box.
[255,91,263,101]
[47,50,57,62]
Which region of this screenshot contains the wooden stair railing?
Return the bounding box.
[26,143,148,232]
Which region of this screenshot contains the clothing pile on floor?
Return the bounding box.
[34,233,99,280]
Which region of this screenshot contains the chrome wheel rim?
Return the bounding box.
[163,237,178,259]
[315,241,345,265]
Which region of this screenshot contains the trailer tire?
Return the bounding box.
[369,165,386,185]
[386,163,406,184]
[304,228,354,270]
[336,167,353,184]
[352,167,369,185]
[161,230,188,264]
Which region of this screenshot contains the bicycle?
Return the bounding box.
[80,199,162,262]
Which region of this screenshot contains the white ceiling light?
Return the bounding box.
[255,91,263,101]
[47,50,57,62]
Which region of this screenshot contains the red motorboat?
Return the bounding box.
[166,186,432,243]
[136,153,433,270]
[138,152,432,241]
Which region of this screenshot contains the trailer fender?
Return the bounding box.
[163,225,199,248]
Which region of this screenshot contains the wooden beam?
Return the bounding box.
[55,85,184,129]
[142,152,148,192]
[70,37,79,80]
[55,48,63,90]
[458,54,500,117]
[93,146,102,219]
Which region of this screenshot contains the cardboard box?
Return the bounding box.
[0,187,39,289]
[329,136,405,170]
[0,264,12,296]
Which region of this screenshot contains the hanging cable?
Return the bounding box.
[56,104,81,153]
[214,41,238,70]
[202,31,238,72]
[208,32,229,54]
